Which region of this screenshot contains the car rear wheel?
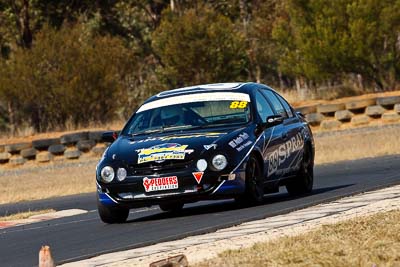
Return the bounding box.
[97,198,129,224]
[159,202,184,212]
[236,155,264,204]
[286,145,314,196]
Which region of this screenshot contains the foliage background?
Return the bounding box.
[0,0,399,133]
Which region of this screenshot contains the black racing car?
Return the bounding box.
[96,82,315,223]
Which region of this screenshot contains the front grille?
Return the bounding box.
[130,159,194,175]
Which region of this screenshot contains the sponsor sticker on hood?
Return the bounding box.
[203,144,217,150]
[143,176,179,192]
[136,143,193,164]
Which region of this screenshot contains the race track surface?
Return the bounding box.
[1,155,400,266]
[0,192,95,217]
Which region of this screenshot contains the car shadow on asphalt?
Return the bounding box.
[126,183,354,223]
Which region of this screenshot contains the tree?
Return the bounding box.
[152,6,248,87]
[246,0,283,85]
[273,0,354,83]
[0,24,137,132]
[273,0,400,90]
[347,0,400,90]
[0,0,123,52]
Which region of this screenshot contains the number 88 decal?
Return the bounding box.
[230,101,248,109]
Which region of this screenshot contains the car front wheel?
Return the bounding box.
[97,198,129,224]
[236,155,264,205]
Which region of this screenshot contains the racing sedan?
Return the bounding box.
[96,82,315,223]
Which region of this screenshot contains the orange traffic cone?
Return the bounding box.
[39,245,55,267]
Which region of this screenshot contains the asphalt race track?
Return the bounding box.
[1,155,400,266]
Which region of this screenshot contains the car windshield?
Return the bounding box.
[122,92,251,136]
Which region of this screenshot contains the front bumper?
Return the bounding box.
[97,170,246,208]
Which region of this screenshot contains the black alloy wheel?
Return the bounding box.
[236,155,264,205]
[286,145,314,196]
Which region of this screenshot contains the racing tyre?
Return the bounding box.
[236,156,264,204]
[159,202,184,212]
[286,145,313,196]
[97,199,129,224]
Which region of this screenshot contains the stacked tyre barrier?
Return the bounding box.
[0,131,109,167]
[296,95,400,131]
[1,94,400,168]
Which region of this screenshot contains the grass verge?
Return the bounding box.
[0,209,55,221]
[0,160,96,204]
[195,209,400,267]
[314,125,400,164]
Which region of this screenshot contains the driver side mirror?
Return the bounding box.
[296,111,305,118]
[265,115,284,127]
[101,131,119,143]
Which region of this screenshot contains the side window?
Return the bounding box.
[276,94,294,118]
[260,89,288,118]
[255,90,274,121]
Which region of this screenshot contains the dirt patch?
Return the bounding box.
[314,124,400,164]
[0,159,97,204]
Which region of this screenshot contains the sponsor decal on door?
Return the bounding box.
[268,132,304,176]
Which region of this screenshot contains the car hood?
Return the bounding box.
[105,126,252,166]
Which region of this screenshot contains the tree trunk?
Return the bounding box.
[295,77,301,92]
[278,71,284,89]
[256,64,261,83]
[7,101,15,135]
[29,104,42,132]
[239,0,250,34]
[357,74,364,91]
[20,0,32,48]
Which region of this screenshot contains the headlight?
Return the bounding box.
[212,154,227,171]
[196,159,208,171]
[101,166,114,183]
[117,167,127,181]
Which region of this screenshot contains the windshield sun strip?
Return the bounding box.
[137,92,251,113]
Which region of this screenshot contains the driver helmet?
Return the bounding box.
[160,105,183,126]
